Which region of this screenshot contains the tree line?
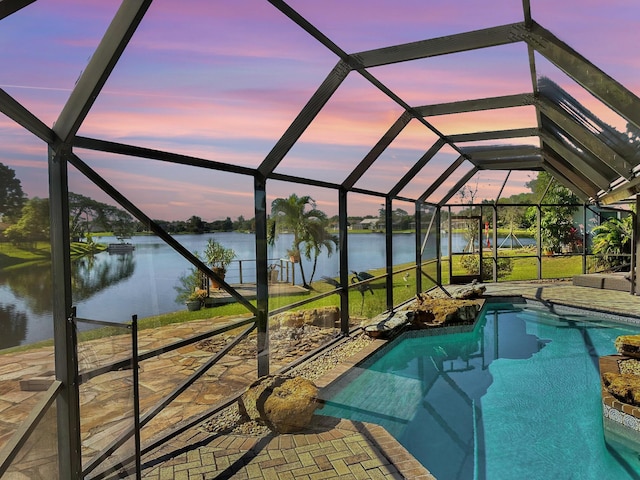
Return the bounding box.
[0,160,595,259]
[0,163,246,245]
[0,161,403,247]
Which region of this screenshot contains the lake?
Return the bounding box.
[0,231,534,349]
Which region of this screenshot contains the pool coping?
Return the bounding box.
[600,355,640,449]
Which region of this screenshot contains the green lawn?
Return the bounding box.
[445,247,583,282]
[133,251,583,332]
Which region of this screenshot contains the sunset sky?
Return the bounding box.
[1,0,639,220]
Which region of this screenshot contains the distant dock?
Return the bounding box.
[205,282,309,306]
[107,243,135,253]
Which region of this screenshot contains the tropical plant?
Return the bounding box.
[187,288,208,303]
[591,215,633,270]
[174,266,203,304]
[526,172,580,253]
[540,211,576,253]
[203,238,236,273]
[268,194,333,288]
[303,217,338,284]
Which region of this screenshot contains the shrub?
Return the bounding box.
[460,255,513,280]
[174,267,202,303]
[592,216,633,271]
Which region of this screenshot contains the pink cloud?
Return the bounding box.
[286,0,523,51]
[368,43,533,107]
[69,156,256,221]
[3,0,639,221]
[428,107,538,136]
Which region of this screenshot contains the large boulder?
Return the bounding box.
[410,293,482,327]
[362,310,412,339]
[273,307,340,329]
[451,283,486,299]
[238,375,319,433]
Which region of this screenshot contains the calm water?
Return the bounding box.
[320,303,640,480]
[0,231,533,349]
[0,232,410,348]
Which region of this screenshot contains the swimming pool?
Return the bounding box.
[320,301,640,480]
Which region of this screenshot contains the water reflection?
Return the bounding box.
[72,252,135,301]
[0,303,28,350]
[0,252,136,348]
[0,263,54,316]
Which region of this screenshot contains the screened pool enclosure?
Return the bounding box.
[2,0,640,478]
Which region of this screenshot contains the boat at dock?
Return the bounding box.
[107,243,135,253]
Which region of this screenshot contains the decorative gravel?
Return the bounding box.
[619,358,640,375]
[288,333,374,381]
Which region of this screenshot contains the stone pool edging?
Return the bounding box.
[600,355,640,447]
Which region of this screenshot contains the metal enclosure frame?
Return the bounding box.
[2,1,640,477]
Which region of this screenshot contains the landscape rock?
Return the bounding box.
[425,281,486,300]
[602,372,640,406]
[615,335,640,359]
[360,293,483,338]
[362,310,412,339]
[203,333,374,436]
[450,282,486,300]
[238,374,319,433]
[410,293,482,327]
[619,358,640,375]
[273,307,339,329]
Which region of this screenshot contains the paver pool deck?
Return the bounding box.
[3,279,640,478]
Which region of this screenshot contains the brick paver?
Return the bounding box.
[139,415,433,479]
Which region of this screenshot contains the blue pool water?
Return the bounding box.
[320,302,640,480]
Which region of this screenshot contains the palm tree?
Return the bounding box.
[303,218,338,284]
[268,194,331,288]
[591,215,633,270]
